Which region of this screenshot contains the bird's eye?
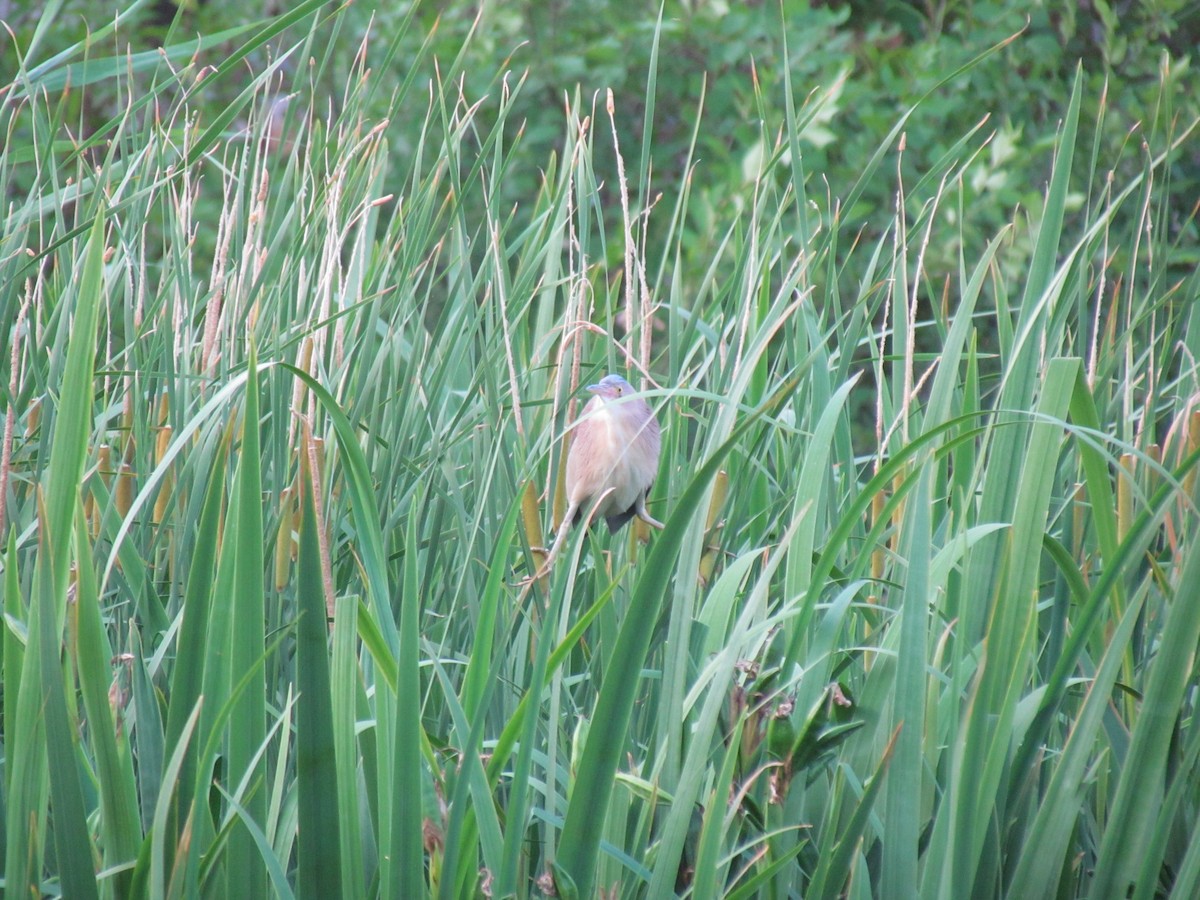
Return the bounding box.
[615,387,622,394]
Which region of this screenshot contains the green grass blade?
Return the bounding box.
[4,579,49,897]
[811,727,900,900]
[330,594,366,900]
[882,464,933,897]
[690,714,746,900]
[225,346,267,899]
[1006,588,1146,898]
[388,498,426,899]
[150,700,204,900]
[164,428,230,855]
[132,628,166,832]
[26,21,260,94]
[1065,369,1121,567]
[461,496,522,721]
[38,553,100,900]
[1167,809,1200,900]
[1089,525,1200,895]
[937,358,1080,896]
[435,654,506,900]
[782,375,859,608]
[221,791,297,900]
[73,510,141,890]
[965,67,1083,648]
[3,530,23,851]
[43,210,105,619]
[295,430,343,899]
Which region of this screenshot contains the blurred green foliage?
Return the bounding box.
[4,0,1197,296]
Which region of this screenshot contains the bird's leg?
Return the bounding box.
[635,491,664,530]
[535,488,622,579]
[537,501,579,578]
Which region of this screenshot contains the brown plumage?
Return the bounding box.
[542,374,663,572]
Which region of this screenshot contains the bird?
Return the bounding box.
[542,373,663,571]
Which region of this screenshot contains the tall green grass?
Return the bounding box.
[2,6,1199,899]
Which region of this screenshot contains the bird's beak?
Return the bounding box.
[585,383,602,394]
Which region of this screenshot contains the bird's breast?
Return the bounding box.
[567,399,655,515]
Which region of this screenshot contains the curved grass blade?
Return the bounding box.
[149,700,203,900]
[809,727,900,900]
[38,518,99,900]
[164,426,230,858]
[73,511,141,893]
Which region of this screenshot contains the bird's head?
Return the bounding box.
[586,374,634,403]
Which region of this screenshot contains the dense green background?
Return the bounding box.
[6,0,1198,310]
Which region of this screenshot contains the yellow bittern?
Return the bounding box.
[543,373,663,571]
